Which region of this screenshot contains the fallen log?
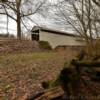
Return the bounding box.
[71,59,100,67]
[35,86,64,100]
[28,58,100,100]
[71,59,100,82]
[27,86,64,100]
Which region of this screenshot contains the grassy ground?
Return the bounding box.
[0,52,72,100]
[1,39,100,100]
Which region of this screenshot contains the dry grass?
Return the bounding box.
[0,39,78,100]
[0,52,73,100]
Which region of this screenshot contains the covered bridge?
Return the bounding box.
[31,26,85,48]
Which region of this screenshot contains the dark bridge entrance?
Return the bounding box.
[31,30,39,41]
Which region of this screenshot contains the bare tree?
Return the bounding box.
[47,0,100,56]
[51,0,100,44]
[92,0,100,7]
[0,0,45,39]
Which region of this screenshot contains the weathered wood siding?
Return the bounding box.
[39,31,85,48]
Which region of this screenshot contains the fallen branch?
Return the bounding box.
[71,59,100,67]
[27,86,64,100]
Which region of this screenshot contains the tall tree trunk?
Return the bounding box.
[88,0,93,43]
[7,15,9,35]
[16,0,21,40]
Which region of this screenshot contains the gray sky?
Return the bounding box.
[0,0,73,36]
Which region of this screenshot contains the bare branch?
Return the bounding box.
[92,0,100,7]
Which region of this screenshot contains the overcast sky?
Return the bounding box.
[0,0,73,36]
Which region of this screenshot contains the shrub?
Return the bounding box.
[85,39,100,58]
[41,79,59,89]
[39,41,52,50]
